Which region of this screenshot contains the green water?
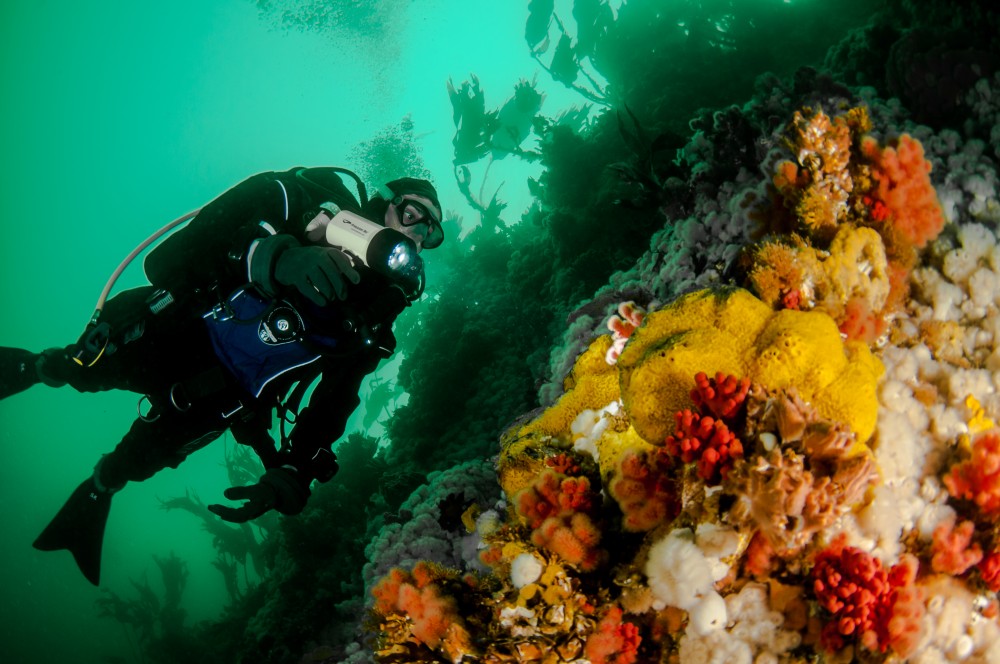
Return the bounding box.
[0,2,553,662]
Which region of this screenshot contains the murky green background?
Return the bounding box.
[0,2,559,661]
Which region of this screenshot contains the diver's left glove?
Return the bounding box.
[208,467,311,523]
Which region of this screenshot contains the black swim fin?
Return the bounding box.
[34,479,113,585]
[0,347,40,400]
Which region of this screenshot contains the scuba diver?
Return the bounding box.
[0,166,443,585]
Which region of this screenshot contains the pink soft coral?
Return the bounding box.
[664,409,744,484]
[885,554,925,659]
[606,301,647,365]
[931,519,984,575]
[861,133,945,249]
[839,296,888,344]
[944,431,1000,518]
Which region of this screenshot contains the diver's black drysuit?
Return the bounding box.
[0,167,415,583]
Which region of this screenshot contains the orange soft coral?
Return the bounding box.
[398,584,458,649]
[861,134,945,249]
[943,430,1000,518]
[514,470,595,529]
[371,562,470,652]
[839,296,888,344]
[515,469,605,569]
[743,531,778,578]
[583,606,641,664]
[531,512,604,571]
[608,447,680,532]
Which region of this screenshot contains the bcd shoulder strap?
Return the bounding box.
[292,166,369,213]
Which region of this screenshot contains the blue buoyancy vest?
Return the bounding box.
[203,289,344,398]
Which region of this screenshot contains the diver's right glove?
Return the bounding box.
[275,244,360,305]
[208,467,311,523]
[251,235,360,305]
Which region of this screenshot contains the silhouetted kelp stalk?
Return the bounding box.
[157,441,271,602]
[525,0,611,105]
[362,374,404,431]
[447,76,548,236]
[95,552,189,664]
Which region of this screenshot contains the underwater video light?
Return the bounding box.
[321,208,425,300]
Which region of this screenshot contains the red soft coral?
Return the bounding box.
[558,476,594,512]
[861,134,945,249]
[584,606,641,664]
[812,540,890,652]
[943,431,1000,518]
[811,539,923,656]
[608,447,680,532]
[691,371,751,421]
[546,452,582,476]
[931,519,984,575]
[862,194,891,223]
[665,409,744,483]
[978,550,1000,592]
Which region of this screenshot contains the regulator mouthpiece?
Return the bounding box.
[324,209,425,300]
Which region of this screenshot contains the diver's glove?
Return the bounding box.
[208,467,311,523]
[251,234,359,306]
